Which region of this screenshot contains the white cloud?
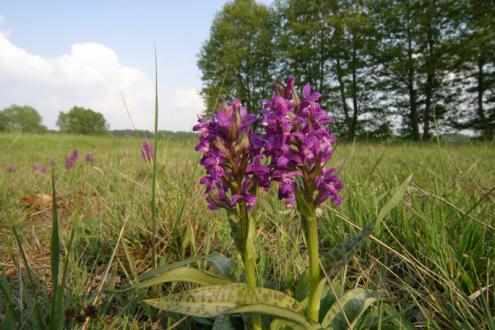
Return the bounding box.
[163,88,204,131]
[0,33,204,131]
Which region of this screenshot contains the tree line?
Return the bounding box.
[0,105,196,139]
[198,0,495,140]
[0,105,108,135]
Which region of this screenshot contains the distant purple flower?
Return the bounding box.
[33,164,48,175]
[65,149,79,170]
[70,149,79,160]
[193,99,269,212]
[261,77,343,206]
[141,141,153,163]
[85,153,95,164]
[6,165,16,173]
[50,159,56,167]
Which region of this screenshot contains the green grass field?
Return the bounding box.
[1,133,494,329]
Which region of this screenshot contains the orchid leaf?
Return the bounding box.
[321,221,375,278]
[321,288,379,329]
[138,255,209,282]
[229,305,315,329]
[270,318,307,330]
[321,175,412,277]
[145,283,305,321]
[207,254,235,278]
[375,175,412,229]
[295,272,311,301]
[136,266,232,288]
[212,315,237,330]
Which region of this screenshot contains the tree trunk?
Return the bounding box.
[477,53,493,140]
[350,35,359,140]
[407,36,420,140]
[423,72,433,141]
[336,57,350,131]
[319,28,325,93]
[422,6,435,141]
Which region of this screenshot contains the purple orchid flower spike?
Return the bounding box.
[141,141,154,163]
[261,77,343,206]
[65,149,80,170]
[193,99,268,212]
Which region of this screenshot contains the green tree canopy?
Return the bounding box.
[57,106,108,135]
[197,0,276,114]
[0,105,47,132]
[198,0,495,140]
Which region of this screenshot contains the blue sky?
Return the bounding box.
[0,1,266,131]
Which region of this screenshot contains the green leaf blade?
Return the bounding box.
[376,175,412,227]
[137,266,232,288]
[321,221,375,278]
[145,283,306,322]
[321,288,379,329]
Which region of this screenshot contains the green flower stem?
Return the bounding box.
[239,203,262,330]
[305,213,321,323]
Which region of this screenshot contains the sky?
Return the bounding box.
[0,1,259,132]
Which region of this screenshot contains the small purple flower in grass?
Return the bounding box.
[6,165,16,173]
[193,99,269,212]
[262,77,343,206]
[33,164,48,175]
[65,149,79,170]
[70,149,79,160]
[85,153,95,164]
[141,141,153,163]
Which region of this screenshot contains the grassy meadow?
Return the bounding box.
[0,133,494,329]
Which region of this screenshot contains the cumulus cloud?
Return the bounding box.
[163,89,205,131]
[0,33,204,131]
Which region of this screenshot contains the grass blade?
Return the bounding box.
[49,169,61,330]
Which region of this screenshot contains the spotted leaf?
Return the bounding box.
[144,283,304,321]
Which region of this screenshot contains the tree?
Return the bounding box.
[372,0,423,140]
[198,0,276,114]
[57,106,108,135]
[0,105,47,132]
[277,0,379,140]
[198,0,494,140]
[450,0,495,140]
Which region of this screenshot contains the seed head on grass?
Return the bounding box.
[140,140,154,163]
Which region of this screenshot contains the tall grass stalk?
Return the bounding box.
[49,169,61,330]
[151,45,159,268]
